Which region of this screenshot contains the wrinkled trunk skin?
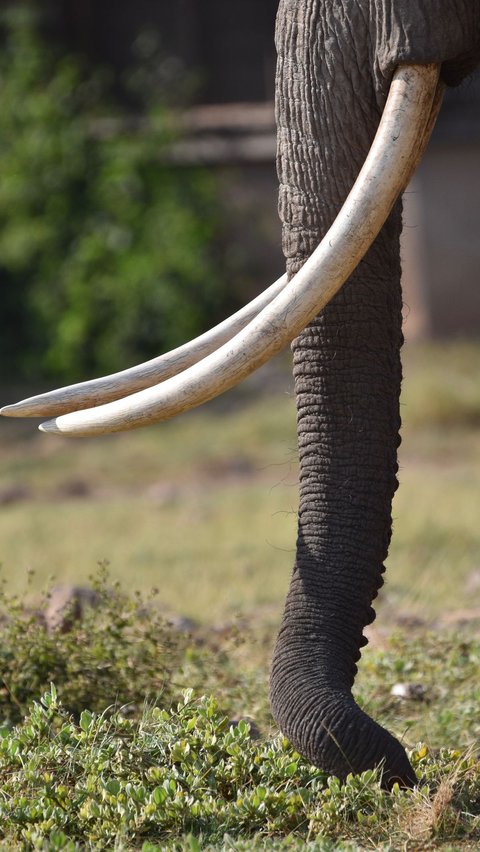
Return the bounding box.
[270,0,479,788]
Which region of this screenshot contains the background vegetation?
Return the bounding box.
[0,3,229,382]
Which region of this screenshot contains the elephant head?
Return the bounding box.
[2,1,479,788]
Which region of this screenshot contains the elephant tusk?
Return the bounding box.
[34,63,440,437]
[413,75,445,167]
[0,274,288,417]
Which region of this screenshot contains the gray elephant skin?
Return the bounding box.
[2,1,479,789]
[270,0,479,788]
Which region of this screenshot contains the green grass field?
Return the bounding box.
[0,342,479,849]
[1,343,479,622]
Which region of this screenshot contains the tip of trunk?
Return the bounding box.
[270,664,416,789]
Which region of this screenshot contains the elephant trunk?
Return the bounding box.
[270,239,415,787]
[270,0,416,786]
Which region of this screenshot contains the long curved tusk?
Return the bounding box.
[37,63,441,437]
[0,273,288,418]
[412,75,445,166]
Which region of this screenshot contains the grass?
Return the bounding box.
[0,343,479,621]
[0,342,479,848]
[0,578,478,849]
[0,689,475,849]
[0,485,296,620]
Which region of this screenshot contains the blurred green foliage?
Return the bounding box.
[0,4,226,381]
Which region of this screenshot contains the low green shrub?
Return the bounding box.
[0,571,478,848]
[0,567,270,730]
[0,571,186,725]
[0,687,478,849]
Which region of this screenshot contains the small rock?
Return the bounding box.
[390,682,426,701]
[394,613,428,630]
[465,570,480,595]
[440,607,480,626]
[363,624,389,650]
[55,479,91,499]
[44,585,101,634]
[0,483,31,505]
[166,614,198,633]
[147,482,179,506]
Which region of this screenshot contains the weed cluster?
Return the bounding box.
[0,686,478,849]
[0,572,478,849]
[0,573,185,726]
[0,569,270,731]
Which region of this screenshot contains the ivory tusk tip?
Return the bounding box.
[1,400,42,417]
[0,403,26,417]
[39,419,62,435]
[0,405,16,417]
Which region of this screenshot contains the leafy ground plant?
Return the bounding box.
[0,568,270,730]
[0,575,478,849]
[0,569,188,725]
[0,687,479,850]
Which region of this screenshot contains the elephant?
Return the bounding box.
[2,0,479,789]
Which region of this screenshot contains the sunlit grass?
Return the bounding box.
[0,484,297,621]
[401,341,480,430]
[0,343,479,622]
[389,464,480,615]
[0,343,479,848]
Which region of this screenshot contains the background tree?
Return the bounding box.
[0,3,227,381]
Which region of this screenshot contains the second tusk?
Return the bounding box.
[37,64,441,438]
